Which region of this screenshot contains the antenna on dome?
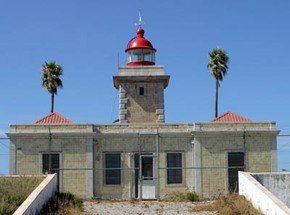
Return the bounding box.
[135,10,145,27]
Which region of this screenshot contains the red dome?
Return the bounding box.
[125,27,156,52]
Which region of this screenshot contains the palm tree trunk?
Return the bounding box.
[51,93,54,113]
[215,79,219,118]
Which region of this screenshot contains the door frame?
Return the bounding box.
[134,153,157,199]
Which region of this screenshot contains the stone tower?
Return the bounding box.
[113,27,170,123]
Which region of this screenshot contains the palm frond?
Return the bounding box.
[41,61,63,95]
[207,48,229,81]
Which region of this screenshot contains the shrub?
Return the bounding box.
[186,192,199,202]
[216,193,262,215]
[190,192,262,214]
[39,192,83,215]
[164,191,186,201]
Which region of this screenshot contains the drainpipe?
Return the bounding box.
[191,136,195,192]
[138,133,142,200]
[156,129,159,200]
[191,123,196,192]
[129,152,132,200]
[193,123,202,195]
[243,127,247,171]
[48,126,52,174]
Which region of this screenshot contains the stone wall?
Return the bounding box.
[114,66,169,123]
[119,82,165,123]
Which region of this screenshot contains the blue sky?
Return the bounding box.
[0,0,289,174]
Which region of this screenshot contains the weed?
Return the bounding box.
[186,192,199,202]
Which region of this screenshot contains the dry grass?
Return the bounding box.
[0,176,44,215]
[163,191,199,202]
[190,193,263,215]
[163,191,187,201]
[39,192,84,215]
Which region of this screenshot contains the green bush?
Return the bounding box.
[186,192,199,202]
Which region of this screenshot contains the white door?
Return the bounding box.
[137,154,156,199]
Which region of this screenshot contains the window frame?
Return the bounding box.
[41,152,61,174]
[40,152,62,190]
[104,153,122,186]
[138,86,145,96]
[166,152,183,185]
[227,151,245,192]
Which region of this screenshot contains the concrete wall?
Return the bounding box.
[94,122,277,199]
[253,172,290,208]
[94,132,193,199]
[10,137,92,197]
[8,122,278,200]
[8,124,94,198]
[239,172,290,215]
[195,130,277,198]
[13,174,57,215]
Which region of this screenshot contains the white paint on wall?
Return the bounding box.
[239,171,290,215]
[13,174,57,215]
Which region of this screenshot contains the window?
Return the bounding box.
[105,153,121,185]
[228,152,244,192]
[167,153,182,184]
[142,156,153,180]
[139,87,144,96]
[42,153,60,174]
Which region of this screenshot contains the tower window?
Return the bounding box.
[139,87,144,96]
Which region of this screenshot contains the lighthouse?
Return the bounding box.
[113,25,170,123]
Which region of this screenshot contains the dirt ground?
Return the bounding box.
[83,200,217,215]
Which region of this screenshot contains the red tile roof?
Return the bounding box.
[213,112,251,123]
[35,112,73,124]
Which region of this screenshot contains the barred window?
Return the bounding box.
[42,153,60,174]
[167,153,182,184]
[228,152,244,191]
[105,153,121,185]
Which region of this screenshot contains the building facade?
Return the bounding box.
[8,26,279,199]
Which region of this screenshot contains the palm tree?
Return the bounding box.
[207,48,229,118]
[41,61,63,113]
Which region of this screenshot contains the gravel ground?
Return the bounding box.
[83,201,217,215]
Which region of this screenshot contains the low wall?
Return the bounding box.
[13,174,57,215]
[253,172,290,208]
[239,172,290,215]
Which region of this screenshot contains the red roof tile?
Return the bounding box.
[35,112,73,124]
[213,112,251,122]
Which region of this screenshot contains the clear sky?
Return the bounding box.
[0,0,289,174]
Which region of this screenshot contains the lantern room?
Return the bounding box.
[126,27,156,66]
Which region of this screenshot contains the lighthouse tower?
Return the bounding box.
[113,25,170,123]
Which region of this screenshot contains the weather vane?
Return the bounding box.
[135,11,145,27]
